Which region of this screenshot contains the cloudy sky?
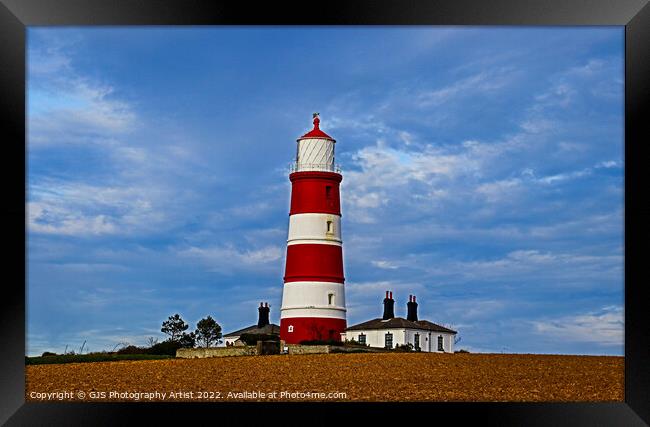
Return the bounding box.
[27,27,623,356]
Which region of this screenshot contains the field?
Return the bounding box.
[26,352,623,402]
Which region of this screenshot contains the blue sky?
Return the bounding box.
[27,27,624,356]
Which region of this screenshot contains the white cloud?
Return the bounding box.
[530,56,622,114]
[475,178,522,202]
[595,160,620,169]
[176,244,282,273]
[29,77,136,145]
[343,142,484,222]
[417,67,516,107]
[28,36,136,143]
[28,180,169,236]
[531,305,623,346]
[27,39,216,238]
[536,168,591,184]
[371,260,399,270]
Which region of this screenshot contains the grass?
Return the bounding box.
[26,353,173,365]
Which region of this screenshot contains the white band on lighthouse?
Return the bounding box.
[287,213,342,246]
[280,306,347,319]
[281,280,347,320]
[281,281,346,313]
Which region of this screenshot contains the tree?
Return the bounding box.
[161,313,189,342]
[178,332,196,348]
[195,316,223,348]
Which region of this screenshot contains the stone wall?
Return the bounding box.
[176,343,371,358]
[286,344,331,355]
[176,346,256,358]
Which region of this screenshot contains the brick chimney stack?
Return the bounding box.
[382,291,395,320]
[407,294,418,321]
[257,302,270,328]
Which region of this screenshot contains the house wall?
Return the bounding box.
[346,328,455,352]
[223,336,239,346]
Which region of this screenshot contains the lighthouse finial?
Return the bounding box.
[312,112,320,129]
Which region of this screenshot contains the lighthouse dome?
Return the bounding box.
[298,114,336,142]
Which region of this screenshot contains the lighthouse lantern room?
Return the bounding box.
[280,114,347,344]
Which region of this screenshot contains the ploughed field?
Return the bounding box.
[26,352,623,402]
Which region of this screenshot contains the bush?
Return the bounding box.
[41,351,57,357]
[344,339,369,348]
[393,343,415,352]
[299,339,344,346]
[26,353,172,365]
[147,340,184,356]
[116,345,148,355]
[455,349,470,353]
[239,333,280,345]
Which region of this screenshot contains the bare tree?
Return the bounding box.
[111,342,129,353]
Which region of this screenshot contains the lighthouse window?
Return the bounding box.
[325,186,332,199]
[384,333,393,349]
[328,293,335,305]
[326,220,334,234]
[358,334,366,345]
[288,325,294,333]
[438,335,444,351]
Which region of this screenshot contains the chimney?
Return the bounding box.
[407,294,418,321]
[257,302,270,328]
[382,291,395,320]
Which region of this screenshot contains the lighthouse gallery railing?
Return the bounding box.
[290,162,341,173]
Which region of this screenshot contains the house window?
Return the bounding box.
[438,335,444,351]
[414,333,420,351]
[385,332,393,349]
[328,293,335,305]
[358,334,366,345]
[288,325,294,333]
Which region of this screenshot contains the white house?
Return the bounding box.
[340,292,457,352]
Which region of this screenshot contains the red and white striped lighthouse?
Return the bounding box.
[280,114,347,344]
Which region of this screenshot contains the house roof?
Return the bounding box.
[345,317,457,334]
[223,323,280,338]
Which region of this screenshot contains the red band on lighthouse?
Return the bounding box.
[289,171,342,216]
[284,244,345,283]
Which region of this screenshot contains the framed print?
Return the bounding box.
[1,0,648,425]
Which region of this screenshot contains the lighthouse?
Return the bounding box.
[280,114,347,344]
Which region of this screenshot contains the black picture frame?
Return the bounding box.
[1,0,648,425]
